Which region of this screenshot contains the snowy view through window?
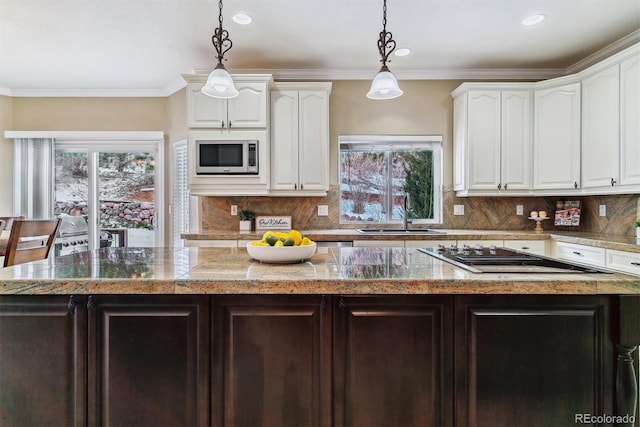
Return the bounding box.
[339,136,442,225]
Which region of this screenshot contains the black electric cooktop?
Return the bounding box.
[418,245,611,274]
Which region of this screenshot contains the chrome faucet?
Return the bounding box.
[403,193,411,231]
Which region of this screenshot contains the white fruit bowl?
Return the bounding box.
[246,241,317,263]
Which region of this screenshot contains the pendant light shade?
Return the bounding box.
[367,0,402,100]
[201,63,239,98]
[201,0,239,99]
[367,65,403,99]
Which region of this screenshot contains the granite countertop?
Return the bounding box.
[182,229,640,253]
[1,246,638,295]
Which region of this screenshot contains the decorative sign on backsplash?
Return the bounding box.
[554,200,581,226]
[256,216,292,230]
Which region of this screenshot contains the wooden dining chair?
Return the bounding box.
[3,219,61,267]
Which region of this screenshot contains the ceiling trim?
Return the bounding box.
[2,32,638,98]
[566,29,640,75]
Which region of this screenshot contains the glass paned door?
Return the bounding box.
[55,145,158,250]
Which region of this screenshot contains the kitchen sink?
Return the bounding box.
[356,228,445,234]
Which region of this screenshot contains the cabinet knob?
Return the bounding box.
[504,183,508,190]
[229,121,232,128]
[497,183,501,190]
[221,121,226,128]
[611,178,616,186]
[300,183,304,190]
[294,183,297,190]
[574,181,578,189]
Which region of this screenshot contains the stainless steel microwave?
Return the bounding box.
[195,140,259,175]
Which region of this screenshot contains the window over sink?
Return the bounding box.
[339,135,443,225]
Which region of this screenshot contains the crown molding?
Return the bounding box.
[3,32,639,98]
[566,29,640,75]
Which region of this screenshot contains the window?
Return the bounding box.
[339,135,443,225]
[171,140,195,247]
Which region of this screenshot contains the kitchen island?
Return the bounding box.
[1,246,638,427]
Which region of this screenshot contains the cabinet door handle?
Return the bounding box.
[504,183,508,190]
[228,121,232,128]
[521,246,530,250]
[497,183,501,190]
[611,177,616,186]
[572,251,582,256]
[300,183,304,190]
[574,181,578,189]
[294,183,297,190]
[631,262,640,266]
[221,121,226,128]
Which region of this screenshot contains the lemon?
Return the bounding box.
[289,229,303,246]
[274,240,284,247]
[301,237,313,246]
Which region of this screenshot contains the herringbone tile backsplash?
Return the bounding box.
[200,187,639,237]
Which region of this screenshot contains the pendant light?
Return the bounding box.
[201,0,239,98]
[367,0,403,100]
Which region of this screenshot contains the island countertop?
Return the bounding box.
[1,246,638,295]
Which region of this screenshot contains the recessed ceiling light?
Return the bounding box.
[394,48,412,57]
[233,13,252,25]
[522,14,546,26]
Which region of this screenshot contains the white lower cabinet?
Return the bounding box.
[552,241,606,267]
[503,240,547,256]
[605,249,640,276]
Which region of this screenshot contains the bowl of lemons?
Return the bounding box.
[246,230,316,263]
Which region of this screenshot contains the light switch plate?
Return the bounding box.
[454,205,464,216]
[516,205,524,216]
[599,205,606,217]
[318,205,329,216]
[231,205,238,216]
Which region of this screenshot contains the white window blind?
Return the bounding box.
[172,142,189,247]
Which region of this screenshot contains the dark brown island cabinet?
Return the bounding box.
[0,294,638,427]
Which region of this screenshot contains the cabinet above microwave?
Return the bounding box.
[183,74,273,129]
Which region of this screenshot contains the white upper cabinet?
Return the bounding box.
[501,91,532,191]
[452,84,532,196]
[581,44,640,192]
[270,83,332,196]
[452,42,639,197]
[533,81,581,190]
[620,53,640,187]
[581,64,620,188]
[184,74,272,129]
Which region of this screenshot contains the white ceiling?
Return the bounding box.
[1,0,639,96]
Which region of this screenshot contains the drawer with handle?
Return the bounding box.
[605,249,640,276]
[553,242,606,267]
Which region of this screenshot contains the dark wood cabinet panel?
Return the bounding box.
[333,295,454,427]
[87,295,209,427]
[455,295,613,427]
[0,295,87,427]
[212,295,331,427]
